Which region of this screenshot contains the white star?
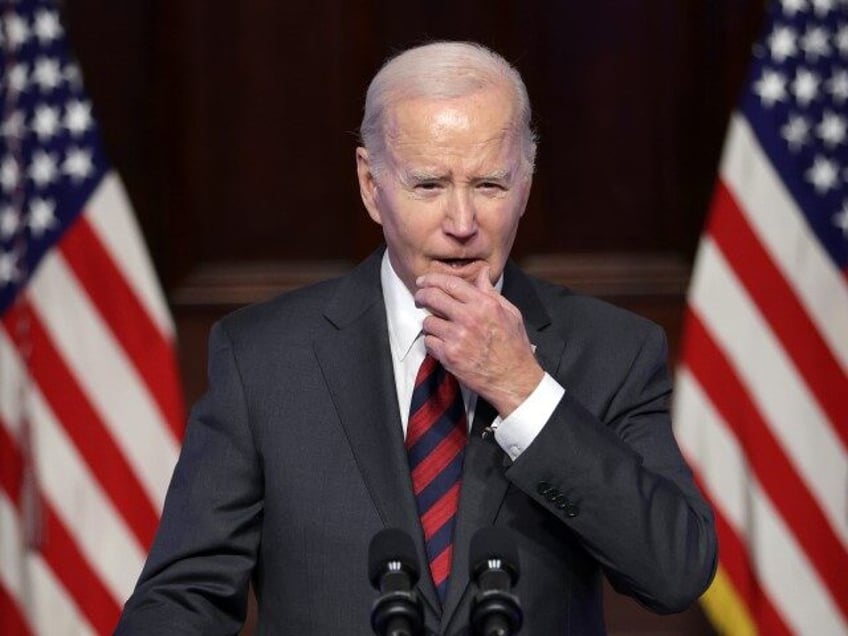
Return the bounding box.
[834,201,848,237]
[28,151,58,188]
[769,26,798,62]
[33,57,62,92]
[827,68,848,102]
[816,110,846,147]
[801,26,832,60]
[0,250,20,285]
[65,99,93,136]
[7,63,28,94]
[27,197,56,237]
[0,156,20,192]
[806,155,839,193]
[781,0,807,15]
[63,63,82,89]
[811,0,834,15]
[754,69,788,107]
[1,111,25,140]
[793,68,820,105]
[835,24,848,57]
[4,13,30,49]
[30,104,61,140]
[33,9,63,43]
[782,115,811,150]
[63,147,94,182]
[0,205,20,239]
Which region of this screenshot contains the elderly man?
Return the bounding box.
[116,41,716,635]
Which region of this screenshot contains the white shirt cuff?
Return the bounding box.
[492,372,565,460]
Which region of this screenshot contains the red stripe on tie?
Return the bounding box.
[421,482,462,540]
[410,426,466,495]
[429,544,454,588]
[406,364,457,449]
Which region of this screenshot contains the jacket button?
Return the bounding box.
[562,502,579,518]
[545,488,560,501]
[537,481,552,496]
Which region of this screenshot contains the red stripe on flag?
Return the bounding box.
[694,476,792,636]
[58,216,184,442]
[1,313,159,550]
[420,481,461,540]
[0,581,33,636]
[0,423,121,634]
[683,310,848,619]
[410,426,466,495]
[709,181,848,448]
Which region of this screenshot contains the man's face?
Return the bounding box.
[356,85,532,294]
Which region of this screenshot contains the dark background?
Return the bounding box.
[63,1,767,633]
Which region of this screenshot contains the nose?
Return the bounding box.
[443,188,478,239]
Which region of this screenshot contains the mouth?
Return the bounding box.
[437,257,478,269]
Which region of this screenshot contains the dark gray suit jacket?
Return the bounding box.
[116,248,716,635]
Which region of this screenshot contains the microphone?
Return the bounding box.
[368,528,424,636]
[469,527,523,636]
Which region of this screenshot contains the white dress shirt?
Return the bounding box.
[380,252,564,460]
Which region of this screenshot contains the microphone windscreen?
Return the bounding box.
[469,526,520,582]
[368,527,420,587]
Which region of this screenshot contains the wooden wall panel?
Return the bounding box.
[62,1,768,633]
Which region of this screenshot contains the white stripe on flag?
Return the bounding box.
[689,238,848,546]
[674,369,848,635]
[0,494,96,636]
[720,114,848,374]
[27,250,179,509]
[85,173,175,338]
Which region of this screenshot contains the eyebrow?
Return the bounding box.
[400,167,515,185]
[401,168,446,183]
[474,168,513,182]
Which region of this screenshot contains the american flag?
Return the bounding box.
[674,0,848,634]
[0,1,184,633]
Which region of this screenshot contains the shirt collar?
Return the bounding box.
[381,252,429,364]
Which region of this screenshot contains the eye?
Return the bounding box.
[478,181,507,192]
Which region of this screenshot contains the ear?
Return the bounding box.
[518,173,533,218]
[356,147,382,226]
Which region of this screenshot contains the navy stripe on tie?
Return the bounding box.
[413,451,465,514]
[406,397,466,467]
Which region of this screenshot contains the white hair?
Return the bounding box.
[360,41,537,176]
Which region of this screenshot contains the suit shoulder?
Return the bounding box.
[527,275,663,342]
[215,276,342,344]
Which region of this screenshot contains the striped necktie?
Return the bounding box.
[406,354,468,602]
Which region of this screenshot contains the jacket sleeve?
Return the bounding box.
[115,322,262,635]
[505,323,717,613]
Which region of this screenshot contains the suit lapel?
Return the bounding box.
[312,249,440,615]
[440,262,567,631]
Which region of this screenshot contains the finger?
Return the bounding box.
[474,265,495,293]
[415,286,464,319]
[416,272,480,302]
